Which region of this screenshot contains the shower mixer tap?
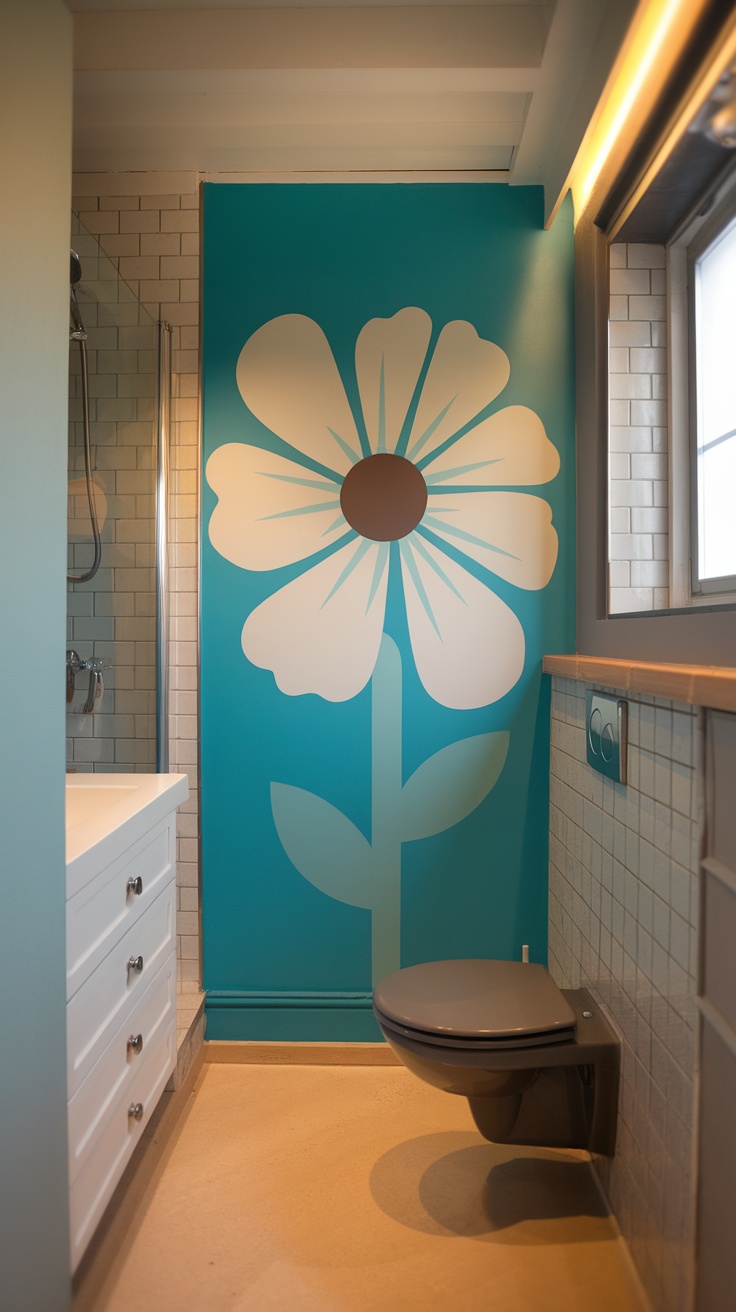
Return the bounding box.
[66,649,81,704]
[66,649,111,712]
[83,662,106,715]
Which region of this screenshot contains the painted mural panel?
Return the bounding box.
[201,184,574,1039]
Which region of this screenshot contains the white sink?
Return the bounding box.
[66,783,138,830]
[66,773,189,897]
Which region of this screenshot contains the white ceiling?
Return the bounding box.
[68,1,630,211]
[67,1,543,9]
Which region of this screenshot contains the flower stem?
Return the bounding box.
[370,634,403,986]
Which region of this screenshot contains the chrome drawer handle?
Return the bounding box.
[127,955,144,975]
[127,876,143,896]
[128,1102,144,1122]
[127,1033,143,1056]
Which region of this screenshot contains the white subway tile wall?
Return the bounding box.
[73,174,201,990]
[549,675,701,1312]
[609,243,669,614]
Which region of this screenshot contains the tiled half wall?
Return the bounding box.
[549,675,701,1312]
[72,171,201,991]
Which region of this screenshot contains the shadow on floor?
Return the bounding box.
[369,1131,610,1244]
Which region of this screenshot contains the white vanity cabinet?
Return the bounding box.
[65,774,188,1269]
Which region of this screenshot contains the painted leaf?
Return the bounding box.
[271,782,377,910]
[400,731,510,842]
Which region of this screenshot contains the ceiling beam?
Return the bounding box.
[73,5,550,71]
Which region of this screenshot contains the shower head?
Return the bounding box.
[69,249,87,341]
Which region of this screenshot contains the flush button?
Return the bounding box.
[586,691,627,784]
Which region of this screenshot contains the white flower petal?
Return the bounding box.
[424,405,560,487]
[424,491,558,590]
[242,540,389,701]
[207,443,345,571]
[236,315,361,474]
[355,307,432,454]
[407,321,510,464]
[400,537,525,708]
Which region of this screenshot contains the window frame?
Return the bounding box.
[667,169,736,609]
[577,1,736,661]
[687,191,736,596]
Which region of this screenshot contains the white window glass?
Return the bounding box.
[694,218,736,582]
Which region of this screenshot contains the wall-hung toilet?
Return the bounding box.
[373,959,620,1155]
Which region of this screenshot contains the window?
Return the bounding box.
[607,172,736,615]
[667,175,736,610]
[690,203,736,593]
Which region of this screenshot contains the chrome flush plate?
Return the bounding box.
[586,691,627,784]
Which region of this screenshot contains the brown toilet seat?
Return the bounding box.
[373,959,577,1051]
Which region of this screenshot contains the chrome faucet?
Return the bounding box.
[66,649,80,704]
[66,649,111,713]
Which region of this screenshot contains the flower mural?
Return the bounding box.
[205,306,562,986]
[206,307,559,710]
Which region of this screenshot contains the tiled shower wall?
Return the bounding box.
[67,220,158,772]
[609,242,669,614]
[549,675,701,1312]
[72,171,201,991]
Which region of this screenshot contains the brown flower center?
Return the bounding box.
[340,453,428,542]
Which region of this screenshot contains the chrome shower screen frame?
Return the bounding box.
[156,320,172,773]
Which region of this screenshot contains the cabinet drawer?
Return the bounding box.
[69,1021,176,1271]
[67,883,175,1099]
[67,816,175,1001]
[68,950,176,1187]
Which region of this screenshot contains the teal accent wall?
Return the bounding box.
[201,184,574,1040]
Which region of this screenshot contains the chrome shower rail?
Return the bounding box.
[156,321,172,773]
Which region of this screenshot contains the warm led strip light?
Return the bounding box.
[571,0,703,217]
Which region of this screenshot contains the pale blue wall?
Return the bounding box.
[0,2,73,1306]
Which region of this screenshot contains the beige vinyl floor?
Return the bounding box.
[73,1060,649,1312]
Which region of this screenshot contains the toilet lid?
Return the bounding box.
[373,960,576,1043]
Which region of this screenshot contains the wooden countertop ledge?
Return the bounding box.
[543,654,736,714]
